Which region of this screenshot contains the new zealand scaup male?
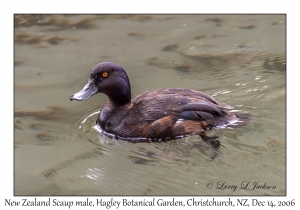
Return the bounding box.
[70,62,250,148]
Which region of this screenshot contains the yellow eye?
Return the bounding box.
[102,72,108,78]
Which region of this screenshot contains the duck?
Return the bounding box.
[70,62,250,148]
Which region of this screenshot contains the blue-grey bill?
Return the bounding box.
[70,79,98,101]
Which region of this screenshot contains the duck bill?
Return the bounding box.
[70,79,98,101]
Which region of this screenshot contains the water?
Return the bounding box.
[14,15,285,195]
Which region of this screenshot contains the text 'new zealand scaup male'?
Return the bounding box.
[70,62,250,148]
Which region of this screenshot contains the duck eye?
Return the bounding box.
[102,72,108,78]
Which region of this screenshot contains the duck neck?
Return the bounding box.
[107,82,131,107]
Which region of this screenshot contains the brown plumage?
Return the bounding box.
[70,62,250,148]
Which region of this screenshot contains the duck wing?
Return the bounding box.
[127,88,233,125]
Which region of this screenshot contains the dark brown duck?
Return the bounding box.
[70,62,250,148]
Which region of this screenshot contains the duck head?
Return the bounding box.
[70,62,131,106]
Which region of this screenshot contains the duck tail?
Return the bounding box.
[228,113,252,128]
